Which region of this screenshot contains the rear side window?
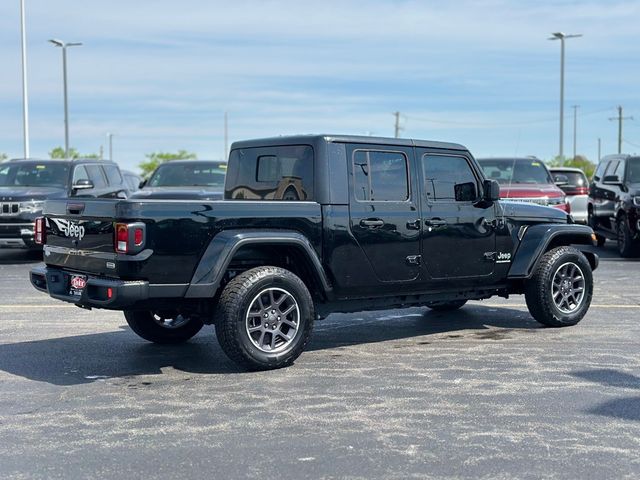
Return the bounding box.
[86,165,107,188]
[423,154,478,202]
[103,165,123,186]
[353,150,409,201]
[225,145,313,200]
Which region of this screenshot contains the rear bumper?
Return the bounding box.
[0,222,36,249]
[30,264,187,309]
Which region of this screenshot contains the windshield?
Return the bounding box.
[0,162,70,188]
[478,159,553,185]
[148,163,227,187]
[627,158,640,183]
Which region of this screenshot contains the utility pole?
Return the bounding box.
[20,0,30,158]
[609,105,633,154]
[99,145,103,160]
[224,111,228,160]
[393,111,402,138]
[597,137,601,161]
[106,133,114,160]
[572,105,579,159]
[549,32,582,163]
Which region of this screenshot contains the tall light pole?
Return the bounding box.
[49,38,82,158]
[106,133,114,160]
[20,0,30,158]
[549,32,582,163]
[572,105,579,159]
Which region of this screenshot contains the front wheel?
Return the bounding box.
[524,246,593,327]
[616,215,638,258]
[124,310,204,344]
[214,266,314,370]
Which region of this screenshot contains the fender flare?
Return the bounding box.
[184,230,332,298]
[507,224,598,279]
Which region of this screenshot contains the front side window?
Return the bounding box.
[353,150,409,201]
[86,165,107,188]
[0,162,69,188]
[423,155,478,202]
[225,145,313,200]
[103,165,123,186]
[72,166,90,184]
[593,161,607,181]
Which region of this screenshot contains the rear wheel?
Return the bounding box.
[525,246,593,327]
[425,300,467,311]
[124,310,204,344]
[215,266,314,370]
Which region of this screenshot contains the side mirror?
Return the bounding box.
[603,175,622,185]
[553,174,569,186]
[483,179,500,202]
[72,179,94,190]
[139,179,147,189]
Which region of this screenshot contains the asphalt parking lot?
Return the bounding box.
[0,246,639,479]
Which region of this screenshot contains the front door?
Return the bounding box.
[417,150,497,283]
[347,144,422,286]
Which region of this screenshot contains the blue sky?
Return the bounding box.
[1,0,639,172]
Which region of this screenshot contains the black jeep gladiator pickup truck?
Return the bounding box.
[30,135,599,370]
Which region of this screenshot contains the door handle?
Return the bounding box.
[424,218,447,227]
[406,219,421,230]
[360,218,384,228]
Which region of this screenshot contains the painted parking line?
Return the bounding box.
[0,303,639,310]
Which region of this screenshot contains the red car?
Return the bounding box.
[477,157,570,213]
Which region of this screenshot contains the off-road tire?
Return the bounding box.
[124,310,204,344]
[214,266,314,370]
[425,300,467,311]
[525,246,593,327]
[616,214,638,258]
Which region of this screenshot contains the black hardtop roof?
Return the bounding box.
[230,134,467,151]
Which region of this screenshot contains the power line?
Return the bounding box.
[403,107,613,128]
[623,138,640,149]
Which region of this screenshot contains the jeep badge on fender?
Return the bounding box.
[30,134,599,371]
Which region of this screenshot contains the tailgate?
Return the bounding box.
[43,199,119,276]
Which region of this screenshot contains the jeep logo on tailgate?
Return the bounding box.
[51,218,85,241]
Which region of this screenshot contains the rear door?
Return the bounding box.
[347,144,422,286]
[417,150,497,282]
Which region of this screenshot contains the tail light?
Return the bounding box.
[34,217,46,245]
[115,223,128,253]
[114,222,146,254]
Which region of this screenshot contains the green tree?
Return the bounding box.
[546,155,595,179]
[49,147,100,160]
[139,150,197,178]
[0,153,7,162]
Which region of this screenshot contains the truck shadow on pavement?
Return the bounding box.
[0,306,539,386]
[570,369,640,422]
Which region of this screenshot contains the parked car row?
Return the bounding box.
[0,158,225,250]
[2,151,638,258]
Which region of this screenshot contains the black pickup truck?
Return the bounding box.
[30,135,598,370]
